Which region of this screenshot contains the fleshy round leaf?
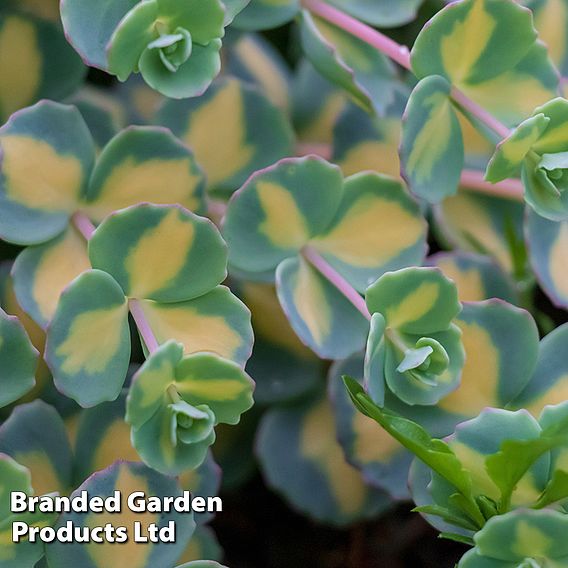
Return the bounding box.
[138,39,222,99]
[332,105,402,179]
[330,356,411,499]
[226,33,291,112]
[433,192,525,274]
[138,286,253,367]
[513,323,568,417]
[428,252,517,303]
[527,211,568,308]
[410,0,558,125]
[126,342,254,474]
[0,308,38,407]
[257,394,392,526]
[73,393,140,484]
[240,282,324,405]
[177,562,227,568]
[366,267,461,335]
[224,156,344,274]
[45,461,196,568]
[158,77,294,195]
[0,101,95,245]
[466,509,568,565]
[401,75,464,203]
[12,226,91,328]
[276,256,369,360]
[312,172,427,292]
[327,0,423,27]
[83,126,206,222]
[485,113,550,183]
[299,11,398,116]
[0,452,54,568]
[0,401,73,496]
[436,301,539,420]
[61,0,140,70]
[232,0,298,30]
[45,269,131,408]
[0,10,85,122]
[89,204,227,302]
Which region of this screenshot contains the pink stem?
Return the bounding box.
[302,246,371,320]
[72,212,162,356]
[302,0,511,139]
[72,212,96,240]
[129,298,160,354]
[460,170,524,201]
[302,0,411,69]
[450,88,511,139]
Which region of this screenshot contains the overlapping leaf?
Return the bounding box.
[45,461,196,568]
[0,8,85,122]
[364,267,464,406]
[46,204,253,407]
[224,156,427,359]
[158,77,294,196]
[126,341,254,474]
[257,392,392,525]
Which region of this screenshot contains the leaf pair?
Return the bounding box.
[402,0,558,203]
[224,156,427,359]
[0,101,206,329]
[364,267,465,407]
[46,204,253,408]
[126,340,254,475]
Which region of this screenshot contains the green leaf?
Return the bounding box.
[485,113,550,183]
[89,204,227,303]
[45,461,196,568]
[327,0,423,27]
[276,256,369,359]
[257,392,392,526]
[12,226,91,328]
[0,308,38,407]
[410,0,558,126]
[0,10,86,122]
[526,212,568,309]
[176,562,228,568]
[126,341,254,475]
[45,269,131,408]
[412,505,478,532]
[232,0,299,31]
[401,75,464,203]
[366,267,461,334]
[0,401,73,496]
[342,376,479,518]
[535,469,568,508]
[158,77,295,196]
[83,126,206,222]
[299,10,398,116]
[0,101,95,245]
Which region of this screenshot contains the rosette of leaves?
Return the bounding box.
[400,0,558,203]
[486,97,568,221]
[0,3,85,121]
[459,509,568,567]
[126,340,254,474]
[61,0,250,98]
[364,267,465,407]
[0,100,206,328]
[223,156,427,359]
[45,203,253,408]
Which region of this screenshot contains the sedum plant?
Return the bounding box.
[2,0,568,566]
